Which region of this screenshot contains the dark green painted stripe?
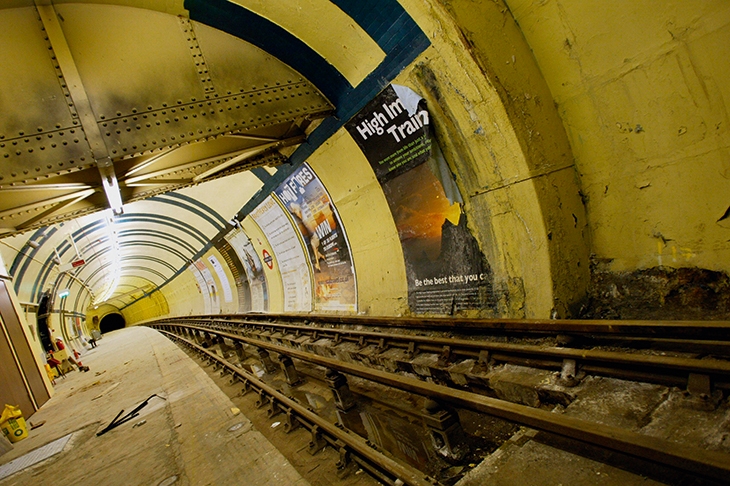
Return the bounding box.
[117,229,197,255]
[85,256,174,290]
[87,265,169,289]
[10,227,48,292]
[149,195,225,232]
[186,0,351,106]
[29,219,105,301]
[120,162,298,311]
[331,0,428,52]
[121,266,169,282]
[31,251,60,303]
[118,241,189,265]
[118,214,210,246]
[15,227,57,296]
[71,219,105,241]
[251,167,272,183]
[163,192,228,227]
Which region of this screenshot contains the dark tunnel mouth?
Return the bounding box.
[99,313,126,334]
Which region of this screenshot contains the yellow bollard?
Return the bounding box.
[0,404,28,443]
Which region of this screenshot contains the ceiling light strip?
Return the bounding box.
[36,2,124,215]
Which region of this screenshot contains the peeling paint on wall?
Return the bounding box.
[581,266,730,320]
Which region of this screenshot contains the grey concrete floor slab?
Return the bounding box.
[0,327,308,486]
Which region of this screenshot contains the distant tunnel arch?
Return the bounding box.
[99,313,126,334]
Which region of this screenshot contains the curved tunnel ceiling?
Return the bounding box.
[0,0,430,310]
[0,2,333,231]
[6,170,266,310]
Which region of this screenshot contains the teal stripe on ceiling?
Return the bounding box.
[29,212,206,303]
[29,219,107,300]
[119,255,178,273]
[148,195,225,232]
[186,0,350,107]
[71,219,105,240]
[85,255,175,289]
[31,251,61,303]
[117,214,209,246]
[10,227,49,292]
[122,0,430,313]
[251,167,272,183]
[118,229,198,255]
[87,265,169,287]
[119,241,189,264]
[162,192,228,227]
[121,266,169,282]
[79,245,181,279]
[13,227,57,295]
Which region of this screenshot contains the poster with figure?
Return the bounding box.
[274,164,357,312]
[346,85,496,315]
[226,228,269,312]
[250,195,312,312]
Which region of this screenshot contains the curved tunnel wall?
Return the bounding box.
[2,1,729,330]
[123,0,590,322]
[123,0,730,323]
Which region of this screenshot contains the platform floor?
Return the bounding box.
[0,326,309,486]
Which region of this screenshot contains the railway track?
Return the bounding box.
[204,313,730,353]
[161,331,434,486]
[154,315,730,393]
[147,315,730,484]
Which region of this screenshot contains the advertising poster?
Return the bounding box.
[194,259,220,314]
[226,228,268,312]
[274,163,357,312]
[346,85,495,314]
[346,84,430,183]
[207,255,233,303]
[188,261,211,314]
[214,240,251,312]
[250,195,312,312]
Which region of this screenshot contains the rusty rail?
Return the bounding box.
[152,322,730,482]
[156,317,730,392]
[153,314,730,357]
[160,330,436,486]
[156,313,730,339]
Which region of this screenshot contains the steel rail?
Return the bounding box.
[158,329,436,486]
[162,318,730,391]
[156,313,730,340]
[156,315,730,357]
[153,323,730,482]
